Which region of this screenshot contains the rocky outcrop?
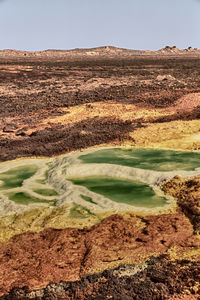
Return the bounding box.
[1,256,200,300]
[162,176,200,231]
[0,213,195,297]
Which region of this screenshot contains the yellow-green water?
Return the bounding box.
[79,148,200,172]
[70,176,166,208]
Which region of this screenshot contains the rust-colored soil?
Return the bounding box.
[0,213,197,297]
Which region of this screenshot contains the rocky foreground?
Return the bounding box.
[0,48,200,299]
[2,257,199,300]
[0,212,199,299]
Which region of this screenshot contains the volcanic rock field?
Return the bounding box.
[0,47,200,299]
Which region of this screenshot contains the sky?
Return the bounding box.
[0,0,199,51]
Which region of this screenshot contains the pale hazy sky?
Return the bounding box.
[0,0,199,51]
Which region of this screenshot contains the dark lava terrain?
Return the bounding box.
[0,48,200,161]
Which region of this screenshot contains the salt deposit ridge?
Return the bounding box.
[1,146,200,216]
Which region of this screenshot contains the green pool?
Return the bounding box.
[7,191,56,206]
[79,148,200,172]
[0,165,38,190]
[1,147,199,210]
[70,176,167,208]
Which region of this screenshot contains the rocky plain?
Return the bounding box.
[0,46,200,299]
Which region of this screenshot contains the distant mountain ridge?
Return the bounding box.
[0,45,200,57]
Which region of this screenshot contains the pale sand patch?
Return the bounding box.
[130,120,200,151]
[43,101,173,126]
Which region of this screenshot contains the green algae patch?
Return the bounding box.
[71,176,167,208]
[7,192,57,206]
[0,165,38,190]
[81,194,97,205]
[36,178,46,184]
[33,188,58,197]
[79,148,200,171]
[0,207,103,243]
[69,204,95,219]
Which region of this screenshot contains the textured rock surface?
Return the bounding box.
[1,256,200,300]
[0,213,195,296]
[162,175,200,231]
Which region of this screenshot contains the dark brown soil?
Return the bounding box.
[0,117,137,161]
[0,56,200,161]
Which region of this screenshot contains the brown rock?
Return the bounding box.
[0,228,86,295]
[162,176,200,231]
[0,213,193,296]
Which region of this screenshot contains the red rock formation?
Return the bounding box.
[0,213,194,296]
